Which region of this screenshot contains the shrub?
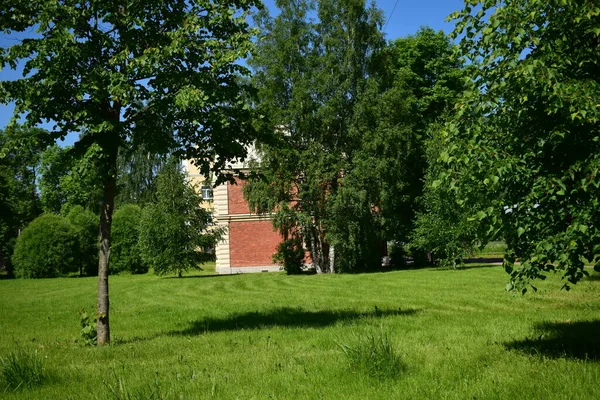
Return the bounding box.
[65,205,99,276]
[0,349,45,391]
[12,214,79,278]
[338,330,405,381]
[111,204,148,274]
[273,238,305,275]
[79,309,98,346]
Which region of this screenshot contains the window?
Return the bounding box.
[201,185,213,200]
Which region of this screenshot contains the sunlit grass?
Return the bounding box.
[0,265,598,399]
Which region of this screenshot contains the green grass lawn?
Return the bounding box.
[1,264,599,399]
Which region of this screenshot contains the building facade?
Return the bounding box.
[184,158,283,274]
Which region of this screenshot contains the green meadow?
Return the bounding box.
[1,264,599,399]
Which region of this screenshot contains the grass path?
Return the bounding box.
[0,265,599,399]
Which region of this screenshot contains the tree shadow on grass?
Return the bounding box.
[505,320,600,361]
[170,306,420,337]
[585,273,600,282]
[428,263,503,272]
[163,274,239,279]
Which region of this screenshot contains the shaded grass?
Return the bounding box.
[506,320,600,360]
[173,307,418,336]
[0,265,599,399]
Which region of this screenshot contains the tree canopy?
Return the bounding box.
[444,0,600,291]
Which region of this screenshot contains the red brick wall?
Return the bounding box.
[228,178,251,215]
[229,220,282,267]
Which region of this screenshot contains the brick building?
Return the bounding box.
[184,156,284,274]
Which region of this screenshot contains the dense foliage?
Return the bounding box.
[444,0,600,291]
[12,214,78,278]
[38,145,104,214]
[0,126,45,276]
[139,160,220,277]
[246,2,465,272]
[338,28,466,270]
[273,238,305,275]
[64,206,99,276]
[245,0,385,273]
[115,146,170,208]
[111,204,147,275]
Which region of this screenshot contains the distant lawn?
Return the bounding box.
[0,265,599,399]
[471,240,508,258]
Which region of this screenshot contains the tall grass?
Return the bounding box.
[338,329,405,380]
[0,349,45,392]
[104,373,168,400]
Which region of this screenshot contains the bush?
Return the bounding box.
[65,205,99,276]
[79,309,98,346]
[273,238,305,275]
[338,330,405,381]
[12,214,79,278]
[111,204,147,274]
[0,348,46,391]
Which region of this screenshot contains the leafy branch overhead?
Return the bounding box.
[0,0,260,176]
[445,0,600,291]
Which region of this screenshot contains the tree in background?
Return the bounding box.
[0,125,46,276]
[245,0,385,273]
[111,204,147,275]
[139,159,220,277]
[64,205,99,276]
[445,0,600,291]
[325,27,466,271]
[1,0,260,344]
[39,144,104,214]
[116,145,170,207]
[412,125,481,269]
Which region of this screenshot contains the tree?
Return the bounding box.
[245,0,385,273]
[0,125,46,276]
[111,204,147,275]
[445,0,600,291]
[138,159,220,277]
[115,145,169,207]
[39,144,105,214]
[65,205,99,276]
[412,125,481,269]
[1,0,260,344]
[327,27,466,270]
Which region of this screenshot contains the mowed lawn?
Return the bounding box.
[1,265,599,399]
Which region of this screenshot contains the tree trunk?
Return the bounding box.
[328,244,336,274]
[97,142,119,346]
[310,226,326,273]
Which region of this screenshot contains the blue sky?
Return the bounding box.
[0,0,465,145]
